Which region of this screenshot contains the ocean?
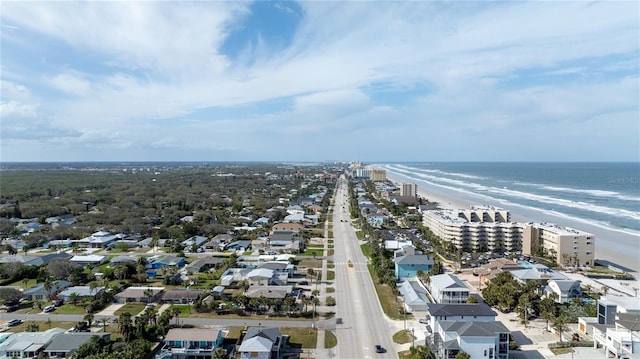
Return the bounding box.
[376,162,640,271]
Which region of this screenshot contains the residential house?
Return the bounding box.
[109,255,138,267]
[146,255,185,278]
[258,261,295,277]
[393,246,434,280]
[0,253,71,267]
[185,257,225,273]
[0,328,65,359]
[44,214,76,229]
[69,254,108,266]
[115,286,165,304]
[77,231,118,249]
[162,289,204,304]
[220,268,250,286]
[252,217,270,227]
[593,312,640,359]
[429,320,510,359]
[23,280,72,302]
[510,264,567,286]
[428,274,470,304]
[544,279,582,304]
[238,327,283,359]
[159,327,225,359]
[425,303,498,335]
[247,268,276,286]
[225,240,252,252]
[399,280,430,312]
[57,286,104,303]
[182,236,208,252]
[245,286,293,300]
[271,223,303,233]
[43,332,110,358]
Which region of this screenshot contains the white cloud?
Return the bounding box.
[0,1,638,161]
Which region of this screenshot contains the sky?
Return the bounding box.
[1,1,639,162]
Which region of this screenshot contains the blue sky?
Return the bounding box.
[1,1,638,162]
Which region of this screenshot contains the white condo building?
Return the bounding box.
[422,206,523,252]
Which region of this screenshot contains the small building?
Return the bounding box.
[430,321,510,359]
[159,327,225,359]
[428,274,470,304]
[43,332,110,358]
[109,255,138,267]
[161,289,204,304]
[398,280,431,312]
[593,312,640,359]
[393,246,434,280]
[245,286,293,300]
[425,303,498,335]
[23,280,72,302]
[225,240,252,252]
[238,327,283,359]
[544,279,582,303]
[185,257,225,273]
[0,328,65,359]
[69,254,108,266]
[58,286,104,303]
[115,286,165,304]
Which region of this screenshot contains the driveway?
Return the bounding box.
[94,303,125,316]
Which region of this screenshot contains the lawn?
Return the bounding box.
[4,320,77,333]
[324,330,337,348]
[393,329,413,344]
[355,231,365,240]
[326,271,335,281]
[326,287,335,293]
[115,303,146,316]
[281,327,317,348]
[53,304,90,315]
[302,248,324,257]
[367,264,409,321]
[6,278,37,288]
[360,243,371,257]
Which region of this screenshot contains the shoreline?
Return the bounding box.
[382,170,640,274]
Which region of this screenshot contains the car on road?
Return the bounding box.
[419,319,429,324]
[43,305,56,313]
[375,345,386,353]
[7,319,22,327]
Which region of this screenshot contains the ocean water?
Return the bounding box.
[377,162,640,237]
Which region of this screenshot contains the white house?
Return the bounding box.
[428,274,470,304]
[544,279,582,303]
[430,321,510,359]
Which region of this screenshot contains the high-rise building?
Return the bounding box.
[522,223,595,267]
[400,182,417,198]
[371,169,386,182]
[423,207,522,252]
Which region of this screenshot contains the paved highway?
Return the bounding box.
[333,177,398,359]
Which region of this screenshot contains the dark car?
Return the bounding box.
[375,345,386,353]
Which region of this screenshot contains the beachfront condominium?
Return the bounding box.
[371,169,387,182]
[400,182,418,198]
[522,223,595,267]
[422,206,523,253]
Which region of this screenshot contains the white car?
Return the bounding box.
[43,305,56,313]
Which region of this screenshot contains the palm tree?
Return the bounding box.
[69,292,79,306]
[552,314,569,342]
[170,306,181,326]
[143,288,154,304]
[84,312,94,327]
[211,347,226,359]
[43,279,53,301]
